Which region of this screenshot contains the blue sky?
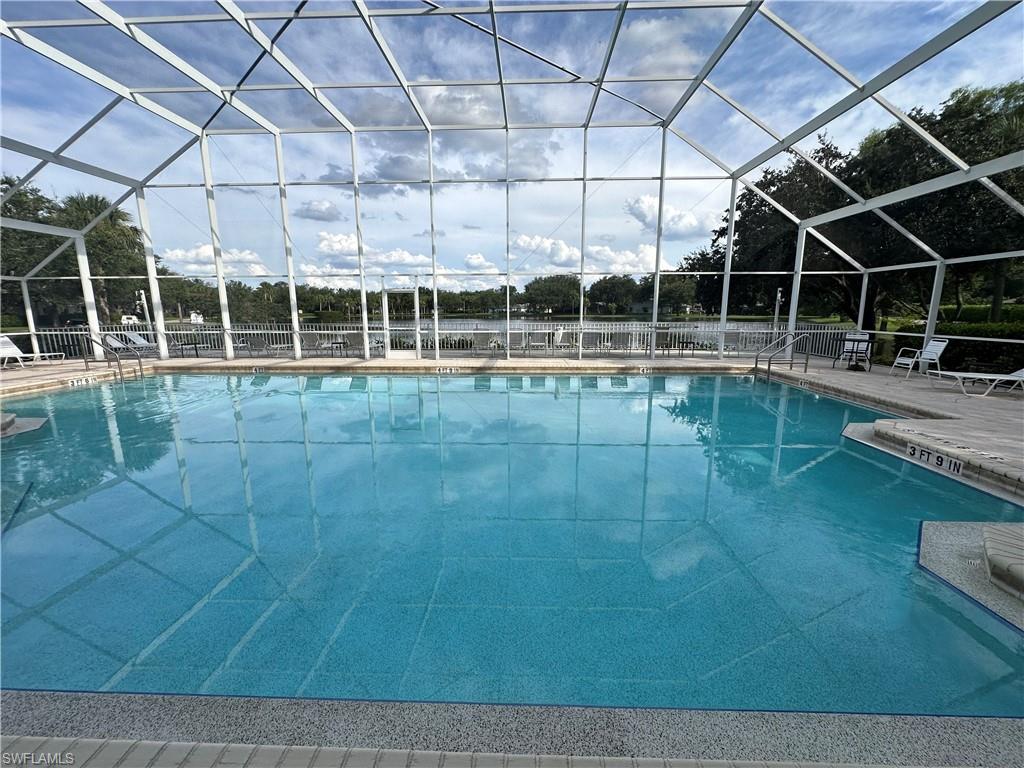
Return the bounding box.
[1,0,1020,284]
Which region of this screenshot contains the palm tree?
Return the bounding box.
[51,194,147,323]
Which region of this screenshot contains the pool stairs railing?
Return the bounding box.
[754,333,811,383]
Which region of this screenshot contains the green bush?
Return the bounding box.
[0,314,24,330]
[938,304,1024,323]
[892,322,1024,372]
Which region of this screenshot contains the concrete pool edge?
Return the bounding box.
[3,690,1022,768]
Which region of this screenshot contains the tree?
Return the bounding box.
[587,275,637,314]
[523,274,580,314]
[681,82,1024,328]
[50,194,147,323]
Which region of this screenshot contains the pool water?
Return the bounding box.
[1,374,1021,715]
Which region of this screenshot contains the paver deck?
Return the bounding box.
[0,736,946,768]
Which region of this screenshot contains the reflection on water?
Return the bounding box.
[1,374,1021,714]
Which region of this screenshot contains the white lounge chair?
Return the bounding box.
[123,331,159,352]
[0,335,64,368]
[104,333,157,357]
[927,368,1024,397]
[889,337,948,379]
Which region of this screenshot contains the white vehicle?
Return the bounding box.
[120,314,140,325]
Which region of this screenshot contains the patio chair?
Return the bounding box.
[470,332,496,356]
[832,331,873,371]
[507,330,525,354]
[299,331,332,356]
[244,336,276,357]
[0,335,63,367]
[581,330,609,354]
[889,337,948,379]
[343,332,365,357]
[722,330,741,355]
[611,331,633,356]
[527,330,549,355]
[927,368,1024,397]
[552,328,574,353]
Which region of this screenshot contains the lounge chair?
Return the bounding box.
[104,333,156,357]
[0,335,64,367]
[123,331,160,354]
[889,337,948,379]
[832,331,873,371]
[927,368,1024,397]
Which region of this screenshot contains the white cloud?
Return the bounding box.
[512,234,580,268]
[316,231,360,256]
[160,243,272,276]
[624,194,715,241]
[294,199,346,222]
[464,253,499,272]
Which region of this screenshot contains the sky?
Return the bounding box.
[1,0,1020,286]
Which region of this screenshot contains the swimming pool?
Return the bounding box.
[1,374,1021,716]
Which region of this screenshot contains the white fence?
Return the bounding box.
[3,320,856,360]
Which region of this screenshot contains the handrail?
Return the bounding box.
[759,333,811,383]
[753,332,794,369]
[81,334,124,384]
[81,334,145,382]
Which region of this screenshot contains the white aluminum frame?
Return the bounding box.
[1,0,1021,360]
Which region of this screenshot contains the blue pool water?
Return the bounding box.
[1,374,1021,715]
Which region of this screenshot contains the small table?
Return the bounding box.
[330,340,350,357]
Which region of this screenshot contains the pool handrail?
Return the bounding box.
[80,334,145,382]
[755,333,811,383]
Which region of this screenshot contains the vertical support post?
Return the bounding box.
[856,272,870,330]
[136,187,169,359]
[380,278,390,359]
[505,130,512,360]
[274,133,302,360]
[923,261,946,365]
[649,127,668,360]
[413,275,422,359]
[199,133,234,360]
[350,133,371,360]
[74,236,103,360]
[20,279,40,357]
[717,179,738,359]
[427,134,441,360]
[786,226,807,361]
[578,127,588,361]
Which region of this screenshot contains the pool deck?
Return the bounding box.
[0,735,955,768]
[3,690,1020,768]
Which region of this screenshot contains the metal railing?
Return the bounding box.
[755,333,811,383]
[32,321,1022,364]
[80,334,145,383]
